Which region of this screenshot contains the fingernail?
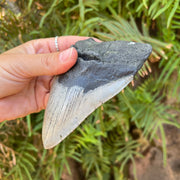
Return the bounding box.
[59,48,73,63]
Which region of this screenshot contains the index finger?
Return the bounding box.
[26,36,101,54]
[3,36,101,55]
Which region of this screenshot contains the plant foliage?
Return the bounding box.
[0,0,180,179]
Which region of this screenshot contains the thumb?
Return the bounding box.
[26,47,78,77]
[1,47,78,78]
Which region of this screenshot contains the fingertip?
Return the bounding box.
[58,47,78,74]
[59,47,77,63]
[70,47,78,64]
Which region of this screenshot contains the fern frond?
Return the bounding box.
[171,6,180,29]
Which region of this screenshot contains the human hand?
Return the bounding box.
[0,36,93,121]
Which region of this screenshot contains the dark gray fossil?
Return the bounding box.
[42,38,152,149]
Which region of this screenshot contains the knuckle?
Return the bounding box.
[41,54,59,75]
[26,39,36,47]
[41,54,51,72]
[24,40,37,53]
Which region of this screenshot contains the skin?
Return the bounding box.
[0,36,96,122]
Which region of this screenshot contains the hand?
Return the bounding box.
[0,36,92,121]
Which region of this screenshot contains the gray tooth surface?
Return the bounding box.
[42,38,152,149]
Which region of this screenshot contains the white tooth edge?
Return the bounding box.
[42,75,133,149]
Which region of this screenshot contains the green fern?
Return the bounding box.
[171,6,180,29]
[0,0,180,179]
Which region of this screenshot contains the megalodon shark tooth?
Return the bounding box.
[42,38,152,149]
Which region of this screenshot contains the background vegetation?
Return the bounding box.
[0,0,180,179]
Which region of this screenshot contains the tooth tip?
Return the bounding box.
[43,144,50,149]
[42,131,59,149]
[42,137,50,149]
[42,138,58,149]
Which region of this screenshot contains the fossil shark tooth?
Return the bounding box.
[42,38,152,149]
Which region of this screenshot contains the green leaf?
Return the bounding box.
[20,163,33,180]
[167,0,180,28]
